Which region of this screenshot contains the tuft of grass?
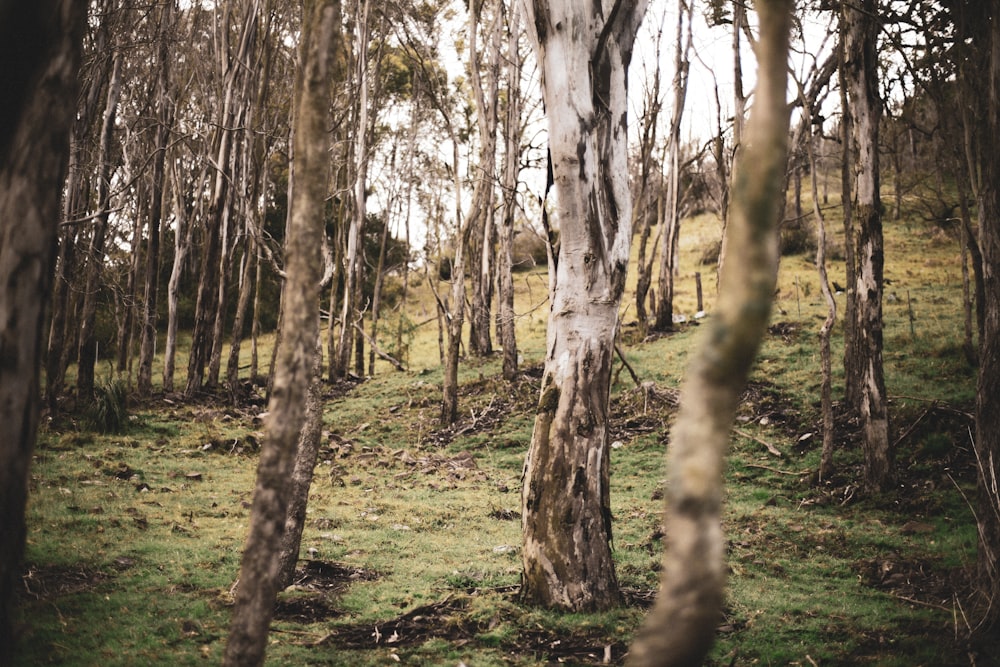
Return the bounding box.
[85,378,130,434]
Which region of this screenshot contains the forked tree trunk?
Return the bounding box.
[842,0,892,493]
[335,0,371,379]
[223,1,338,663]
[0,1,85,660]
[519,0,647,612]
[627,3,793,664]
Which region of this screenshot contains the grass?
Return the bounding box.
[15,190,996,665]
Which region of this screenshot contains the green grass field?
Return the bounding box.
[15,194,996,665]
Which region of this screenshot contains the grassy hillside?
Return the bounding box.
[16,199,995,666]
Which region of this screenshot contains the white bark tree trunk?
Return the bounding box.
[520,0,647,612]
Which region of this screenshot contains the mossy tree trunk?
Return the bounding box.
[519,0,647,612]
[627,1,793,664]
[223,1,339,663]
[0,0,85,661]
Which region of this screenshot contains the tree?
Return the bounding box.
[76,38,124,401]
[627,1,794,663]
[519,0,648,612]
[223,0,339,662]
[974,0,1000,634]
[466,0,502,359]
[842,0,892,493]
[652,0,694,333]
[186,0,262,395]
[0,0,85,660]
[137,0,176,397]
[496,0,524,381]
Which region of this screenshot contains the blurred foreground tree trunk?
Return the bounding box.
[224,0,338,663]
[627,1,793,663]
[519,0,647,612]
[0,0,85,661]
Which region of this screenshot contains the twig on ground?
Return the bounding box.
[734,427,784,457]
[744,464,807,476]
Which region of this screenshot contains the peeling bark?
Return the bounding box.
[520,0,647,612]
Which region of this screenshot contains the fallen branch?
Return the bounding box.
[744,464,806,476]
[891,403,936,450]
[733,427,784,458]
[615,343,641,388]
[352,323,406,372]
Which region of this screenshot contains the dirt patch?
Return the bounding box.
[273,560,379,623]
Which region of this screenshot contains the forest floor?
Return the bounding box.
[15,206,1000,665]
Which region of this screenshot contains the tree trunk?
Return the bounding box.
[116,186,144,378]
[519,0,647,612]
[467,0,501,359]
[497,1,522,382]
[187,2,257,395]
[335,0,371,379]
[46,142,85,409]
[632,12,665,336]
[137,0,174,396]
[842,0,892,494]
[76,52,123,401]
[652,1,692,333]
[715,0,748,286]
[0,1,85,660]
[227,237,257,388]
[627,3,793,663]
[796,94,838,481]
[163,164,200,393]
[223,0,338,662]
[973,0,1000,632]
[276,336,324,589]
